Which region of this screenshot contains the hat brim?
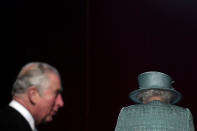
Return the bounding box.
[129,88,182,104]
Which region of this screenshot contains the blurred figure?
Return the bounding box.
[0,62,64,131]
[115,71,194,131]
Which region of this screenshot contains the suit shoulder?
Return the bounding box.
[0,106,32,131]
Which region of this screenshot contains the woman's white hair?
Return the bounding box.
[12,62,60,96]
[137,89,174,104]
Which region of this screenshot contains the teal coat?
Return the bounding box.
[115,100,194,131]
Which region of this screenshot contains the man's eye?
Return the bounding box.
[55,92,59,96]
[55,90,61,96]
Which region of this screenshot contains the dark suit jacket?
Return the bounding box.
[0,106,32,131]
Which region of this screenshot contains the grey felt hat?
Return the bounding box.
[129,71,182,104]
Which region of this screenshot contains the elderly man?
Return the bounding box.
[115,71,194,131]
[0,62,64,131]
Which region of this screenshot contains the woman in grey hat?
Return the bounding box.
[115,71,194,131]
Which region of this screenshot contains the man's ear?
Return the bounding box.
[27,86,40,105]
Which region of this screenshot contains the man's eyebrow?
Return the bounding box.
[57,88,63,93]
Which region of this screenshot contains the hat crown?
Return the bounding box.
[138,71,174,90]
[129,71,182,104]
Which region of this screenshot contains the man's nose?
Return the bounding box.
[56,94,64,107]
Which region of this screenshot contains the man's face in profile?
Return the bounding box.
[35,73,64,124]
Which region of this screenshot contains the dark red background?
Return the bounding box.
[1,0,197,130]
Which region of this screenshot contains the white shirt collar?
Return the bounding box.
[9,100,37,131]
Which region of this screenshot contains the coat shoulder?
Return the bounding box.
[121,102,188,113]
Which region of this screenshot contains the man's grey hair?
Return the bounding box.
[12,62,60,96]
[137,89,174,104]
